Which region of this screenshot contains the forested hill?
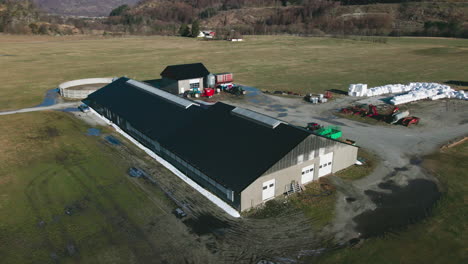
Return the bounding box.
[1,0,467,38]
[106,0,467,38]
[32,0,138,16]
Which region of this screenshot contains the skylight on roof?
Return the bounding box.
[231,107,285,129]
[126,79,197,109]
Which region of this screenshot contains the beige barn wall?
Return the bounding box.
[240,143,357,212]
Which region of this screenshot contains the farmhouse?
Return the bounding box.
[160,63,212,95]
[198,30,216,39]
[84,77,358,212]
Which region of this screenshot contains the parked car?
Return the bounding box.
[78,104,90,113]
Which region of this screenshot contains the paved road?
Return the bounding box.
[0,102,80,116]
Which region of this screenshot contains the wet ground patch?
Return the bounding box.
[60,107,79,112]
[86,128,101,136]
[183,213,231,236]
[353,179,441,238]
[105,135,121,145]
[36,88,59,107]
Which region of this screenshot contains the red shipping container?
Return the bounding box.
[216,73,233,84]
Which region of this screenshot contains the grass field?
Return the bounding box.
[0,35,467,111]
[0,111,178,263]
[315,142,468,264]
[335,149,378,181]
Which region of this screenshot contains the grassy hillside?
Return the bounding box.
[314,141,468,264]
[0,35,467,111]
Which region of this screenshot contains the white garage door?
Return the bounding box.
[301,164,315,184]
[318,152,334,177]
[262,179,275,201]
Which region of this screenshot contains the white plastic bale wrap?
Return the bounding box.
[348,83,367,97]
[349,82,466,104]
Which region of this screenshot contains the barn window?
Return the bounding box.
[297,154,304,164]
[308,150,315,160]
[190,82,200,89]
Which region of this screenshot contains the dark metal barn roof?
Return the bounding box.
[160,63,210,80]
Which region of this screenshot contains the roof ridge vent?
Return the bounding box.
[126,79,197,109]
[231,107,285,129]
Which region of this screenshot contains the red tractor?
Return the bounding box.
[306,122,323,131]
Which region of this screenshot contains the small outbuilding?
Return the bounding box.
[160,63,210,95]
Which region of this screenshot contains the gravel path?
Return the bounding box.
[0,102,80,116]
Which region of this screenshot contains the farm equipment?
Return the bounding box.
[401,116,420,126]
[340,105,367,115]
[325,91,332,99]
[219,83,246,95]
[184,88,216,98]
[201,88,215,97]
[391,110,410,124]
[128,167,146,178]
[305,93,329,104]
[315,126,342,139]
[306,122,323,131]
[367,104,378,117]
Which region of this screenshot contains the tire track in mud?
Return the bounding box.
[64,164,166,263]
[24,170,55,260]
[25,169,80,263]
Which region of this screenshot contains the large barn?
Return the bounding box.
[84,77,358,212]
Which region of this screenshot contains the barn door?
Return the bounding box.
[262,179,275,201]
[318,152,334,177]
[301,164,315,184]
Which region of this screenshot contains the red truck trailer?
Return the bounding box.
[215,73,233,84]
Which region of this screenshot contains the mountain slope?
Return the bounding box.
[32,0,139,16]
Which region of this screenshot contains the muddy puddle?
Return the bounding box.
[183,214,231,236]
[105,135,121,145]
[354,179,441,238]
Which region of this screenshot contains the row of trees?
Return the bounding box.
[179,20,200,37]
